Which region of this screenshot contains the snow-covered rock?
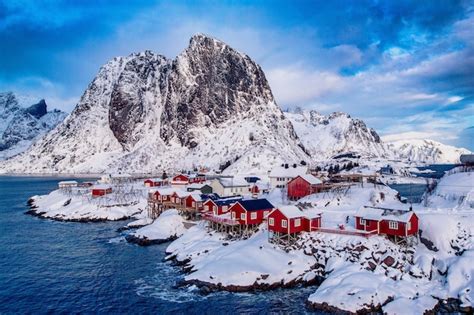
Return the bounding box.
[27,188,146,221]
[0,92,66,160]
[0,34,308,174]
[386,138,470,164]
[424,169,474,210]
[127,209,186,245]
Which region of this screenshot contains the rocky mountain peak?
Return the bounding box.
[25,99,47,119]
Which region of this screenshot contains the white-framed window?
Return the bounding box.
[407,221,411,230]
[192,201,195,207]
[295,218,301,227]
[205,205,209,211]
[282,219,288,228]
[389,221,398,230]
[269,218,274,226]
[360,218,366,226]
[264,210,269,217]
[251,212,257,220]
[231,212,236,219]
[241,213,246,220]
[222,205,228,212]
[213,205,217,213]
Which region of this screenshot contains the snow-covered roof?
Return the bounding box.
[149,187,175,195]
[355,206,414,223]
[175,190,191,198]
[58,180,78,185]
[299,174,323,185]
[188,193,202,201]
[218,177,249,187]
[92,184,112,190]
[277,205,305,218]
[269,166,307,178]
[145,178,164,182]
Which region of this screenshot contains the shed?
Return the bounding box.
[287,174,323,200]
[354,206,419,238]
[91,185,112,197]
[58,180,78,189]
[268,206,321,234]
[144,178,165,187]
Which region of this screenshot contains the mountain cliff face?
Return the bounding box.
[0,34,308,173]
[386,139,471,164]
[285,108,388,160]
[0,92,66,160]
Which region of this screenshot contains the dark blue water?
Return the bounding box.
[412,164,458,179]
[388,183,428,204]
[0,176,321,314]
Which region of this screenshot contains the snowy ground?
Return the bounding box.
[28,188,146,221]
[128,209,186,244]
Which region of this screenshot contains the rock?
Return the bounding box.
[383,255,396,267]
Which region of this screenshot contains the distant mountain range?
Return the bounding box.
[0,35,469,173]
[0,92,66,160]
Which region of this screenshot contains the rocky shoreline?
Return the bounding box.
[125,234,178,246]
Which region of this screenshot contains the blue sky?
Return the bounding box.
[0,0,473,150]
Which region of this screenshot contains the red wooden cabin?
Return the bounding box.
[144,178,165,187]
[268,206,321,234]
[287,174,323,200]
[149,188,175,202]
[91,185,112,197]
[203,197,242,215]
[229,199,275,225]
[354,206,419,237]
[184,194,204,211]
[189,174,206,184]
[171,174,190,186]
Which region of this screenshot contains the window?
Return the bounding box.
[205,205,209,211]
[360,219,366,226]
[295,218,301,227]
[269,218,274,226]
[251,212,257,220]
[213,205,217,213]
[389,221,398,230]
[222,205,228,212]
[231,212,236,219]
[241,213,246,220]
[192,201,195,207]
[282,219,288,228]
[407,221,411,230]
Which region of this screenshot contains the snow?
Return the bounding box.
[30,187,146,221]
[299,174,322,185]
[386,138,470,164]
[131,209,186,241]
[447,250,474,307]
[424,170,474,209]
[277,205,306,218]
[269,166,307,178]
[355,206,415,223]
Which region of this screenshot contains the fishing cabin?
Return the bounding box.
[58,180,78,189]
[287,174,323,200]
[203,196,242,215]
[144,178,166,187]
[354,206,419,243]
[91,185,112,197]
[267,206,321,243]
[229,199,275,226]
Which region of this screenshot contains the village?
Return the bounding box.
[54,163,420,246]
[26,157,474,314]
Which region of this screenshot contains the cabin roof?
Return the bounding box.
[238,199,274,211]
[355,206,415,223]
[217,177,249,187]
[58,180,78,185]
[277,205,305,218]
[269,166,307,177]
[299,174,323,185]
[92,184,112,190]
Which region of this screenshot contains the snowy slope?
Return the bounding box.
[424,169,474,209]
[285,108,388,160]
[0,34,308,174]
[386,138,470,164]
[0,92,66,160]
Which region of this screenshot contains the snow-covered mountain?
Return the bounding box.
[285,108,388,160]
[0,34,308,174]
[386,139,470,164]
[0,92,66,160]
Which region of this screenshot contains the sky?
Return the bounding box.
[0,0,473,150]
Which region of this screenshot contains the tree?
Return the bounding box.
[249,132,255,141]
[300,160,307,166]
[284,163,289,169]
[162,171,168,179]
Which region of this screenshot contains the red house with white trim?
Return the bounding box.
[267,206,321,234]
[144,178,166,187]
[184,194,204,211]
[229,199,275,225]
[203,197,242,215]
[287,174,323,200]
[354,206,419,238]
[149,187,175,202]
[91,185,112,197]
[171,174,190,186]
